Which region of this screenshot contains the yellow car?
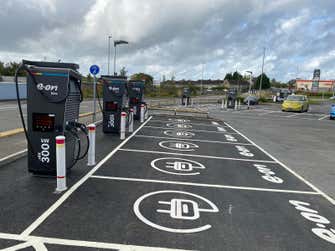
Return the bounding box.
[282,95,309,112]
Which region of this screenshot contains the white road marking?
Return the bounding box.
[119,148,277,163]
[144,126,238,134]
[20,117,153,237]
[135,135,252,145]
[90,175,319,195]
[134,190,219,233]
[217,127,226,132]
[258,111,276,116]
[224,121,335,205]
[318,115,329,121]
[150,120,221,127]
[0,233,192,251]
[285,114,298,118]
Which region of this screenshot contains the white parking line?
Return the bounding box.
[119,148,276,163]
[0,232,190,251]
[258,111,277,116]
[91,175,319,195]
[149,120,222,127]
[20,117,153,237]
[144,126,238,134]
[285,114,298,118]
[134,135,253,145]
[0,149,27,163]
[224,121,335,205]
[318,115,329,121]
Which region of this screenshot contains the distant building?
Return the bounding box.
[295,79,334,92]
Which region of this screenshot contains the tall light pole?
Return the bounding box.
[246,71,253,109]
[201,63,204,95]
[113,40,128,76]
[259,47,265,97]
[107,35,112,75]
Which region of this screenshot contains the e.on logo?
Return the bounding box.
[36,83,58,92]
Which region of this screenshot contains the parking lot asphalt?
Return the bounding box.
[0,114,334,250]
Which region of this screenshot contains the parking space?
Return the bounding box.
[122,136,273,162]
[215,106,331,121]
[1,114,334,250]
[145,120,236,133]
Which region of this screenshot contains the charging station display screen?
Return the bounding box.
[32,113,55,132]
[105,102,118,111]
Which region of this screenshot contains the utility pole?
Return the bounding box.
[201,64,204,95]
[259,47,265,96]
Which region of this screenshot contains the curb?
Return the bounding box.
[0,111,102,139]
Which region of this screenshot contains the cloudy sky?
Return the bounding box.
[1,0,335,82]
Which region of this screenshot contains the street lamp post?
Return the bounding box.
[113,40,129,76]
[246,71,253,109]
[107,35,112,75]
[259,47,265,97]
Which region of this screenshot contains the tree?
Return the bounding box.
[0,61,25,76]
[254,73,271,89]
[224,72,233,80]
[120,67,127,77]
[130,72,154,93]
[86,74,93,82]
[232,71,243,80]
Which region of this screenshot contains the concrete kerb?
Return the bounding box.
[148,106,209,118]
[0,111,102,139]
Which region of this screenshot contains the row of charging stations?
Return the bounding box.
[15,60,147,178]
[101,76,146,133]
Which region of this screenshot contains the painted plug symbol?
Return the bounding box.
[157,199,200,220]
[165,161,205,172]
[174,143,190,149]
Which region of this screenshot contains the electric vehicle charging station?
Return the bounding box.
[16,60,89,175]
[181,87,191,106]
[226,89,237,109]
[128,80,145,120]
[101,75,129,133]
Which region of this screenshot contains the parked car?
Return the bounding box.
[329,96,335,100]
[282,95,309,112]
[243,95,259,105]
[330,104,335,120]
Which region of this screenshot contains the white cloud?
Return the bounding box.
[0,0,335,82]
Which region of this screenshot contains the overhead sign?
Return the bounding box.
[89,65,100,75]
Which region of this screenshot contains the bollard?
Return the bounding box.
[224,99,228,110]
[191,99,194,106]
[87,124,96,166]
[184,99,187,107]
[221,99,224,109]
[140,104,145,123]
[129,108,134,133]
[238,100,241,110]
[55,135,67,193]
[234,100,238,110]
[120,112,126,140]
[144,104,148,120]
